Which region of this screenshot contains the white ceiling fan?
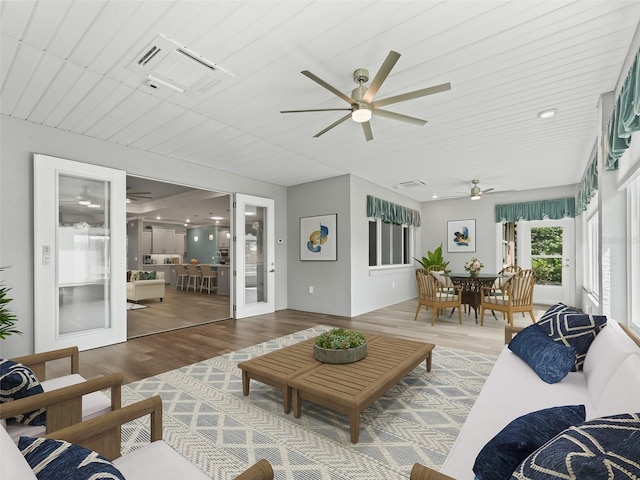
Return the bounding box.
[280,50,451,142]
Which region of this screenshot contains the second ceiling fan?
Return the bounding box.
[281,50,451,141]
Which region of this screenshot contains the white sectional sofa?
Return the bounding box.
[127,270,165,302]
[411,317,640,480]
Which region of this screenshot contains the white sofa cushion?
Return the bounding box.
[583,320,640,407]
[440,346,594,480]
[5,374,112,443]
[0,426,36,480]
[593,353,640,418]
[113,440,210,480]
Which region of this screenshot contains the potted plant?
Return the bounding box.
[0,267,21,339]
[313,328,367,364]
[413,243,450,271]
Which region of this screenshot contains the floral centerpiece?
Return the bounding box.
[313,328,367,364]
[464,257,484,276]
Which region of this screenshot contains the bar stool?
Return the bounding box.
[186,264,202,292]
[175,265,189,290]
[199,264,217,294]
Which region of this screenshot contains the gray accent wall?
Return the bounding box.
[0,116,288,357]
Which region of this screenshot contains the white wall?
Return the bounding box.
[421,185,576,275]
[350,175,422,317]
[0,116,288,357]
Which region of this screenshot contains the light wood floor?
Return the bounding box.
[52,299,550,384]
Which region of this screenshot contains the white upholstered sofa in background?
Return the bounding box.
[127,270,165,303]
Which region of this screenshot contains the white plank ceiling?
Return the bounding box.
[2,0,639,202]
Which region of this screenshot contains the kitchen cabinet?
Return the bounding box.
[174,233,186,254]
[141,231,152,253]
[218,230,230,248]
[216,265,230,295]
[152,228,176,254]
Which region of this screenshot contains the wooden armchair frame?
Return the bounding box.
[1,346,122,435]
[414,269,463,326]
[479,269,536,327]
[44,396,274,480]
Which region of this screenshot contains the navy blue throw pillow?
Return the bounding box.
[19,436,125,480]
[511,413,640,480]
[0,359,46,425]
[508,324,576,384]
[474,405,586,480]
[536,303,607,371]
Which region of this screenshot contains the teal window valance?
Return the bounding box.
[606,48,640,170]
[367,195,421,226]
[576,154,598,215]
[495,198,576,223]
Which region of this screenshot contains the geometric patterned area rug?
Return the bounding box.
[120,326,497,479]
[126,302,149,311]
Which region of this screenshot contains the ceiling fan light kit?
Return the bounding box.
[280,50,451,141]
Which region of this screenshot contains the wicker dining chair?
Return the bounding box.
[479,269,536,327]
[414,269,462,326]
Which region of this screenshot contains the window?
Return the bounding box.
[584,192,599,299]
[628,177,640,329]
[530,226,563,285]
[369,219,411,267]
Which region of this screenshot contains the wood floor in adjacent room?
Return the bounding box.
[56,299,551,384]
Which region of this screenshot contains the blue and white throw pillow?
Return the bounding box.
[0,359,46,425]
[511,413,640,479]
[536,303,607,371]
[19,436,125,480]
[473,405,586,480]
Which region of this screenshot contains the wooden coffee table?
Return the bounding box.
[238,334,434,443]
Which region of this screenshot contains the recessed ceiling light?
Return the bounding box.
[186,219,190,223]
[156,216,161,220]
[431,194,438,199]
[537,109,557,119]
[78,200,91,205]
[88,203,101,208]
[210,216,224,220]
[126,198,131,203]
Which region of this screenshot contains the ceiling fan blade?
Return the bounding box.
[362,50,401,103]
[373,108,427,126]
[313,113,351,138]
[482,188,495,194]
[373,82,451,108]
[361,121,373,142]
[281,108,352,113]
[301,71,355,105]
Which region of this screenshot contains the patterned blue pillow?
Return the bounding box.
[537,303,607,371]
[473,405,586,480]
[511,413,640,479]
[0,359,46,425]
[19,436,125,480]
[508,323,576,384]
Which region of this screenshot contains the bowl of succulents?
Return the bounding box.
[313,328,367,364]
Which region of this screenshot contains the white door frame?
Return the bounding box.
[517,218,575,306]
[34,154,126,352]
[233,193,275,318]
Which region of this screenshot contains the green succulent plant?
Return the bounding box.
[0,266,22,340]
[413,243,450,271]
[314,328,366,350]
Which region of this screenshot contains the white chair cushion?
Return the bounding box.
[0,425,37,479]
[113,440,210,480]
[583,320,640,406]
[5,374,112,443]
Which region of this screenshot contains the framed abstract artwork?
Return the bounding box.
[300,214,337,261]
[447,219,476,253]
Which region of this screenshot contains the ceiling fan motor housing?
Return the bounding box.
[353,68,369,85]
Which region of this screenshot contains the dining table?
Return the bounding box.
[444,273,502,322]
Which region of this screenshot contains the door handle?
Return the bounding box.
[269,269,275,273]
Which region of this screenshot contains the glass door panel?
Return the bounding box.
[34,154,126,352]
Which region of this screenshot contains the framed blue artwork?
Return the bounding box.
[300,214,337,261]
[447,219,476,253]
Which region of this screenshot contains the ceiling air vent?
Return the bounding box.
[127,34,232,96]
[393,180,427,189]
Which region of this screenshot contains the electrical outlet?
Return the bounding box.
[308,286,313,294]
